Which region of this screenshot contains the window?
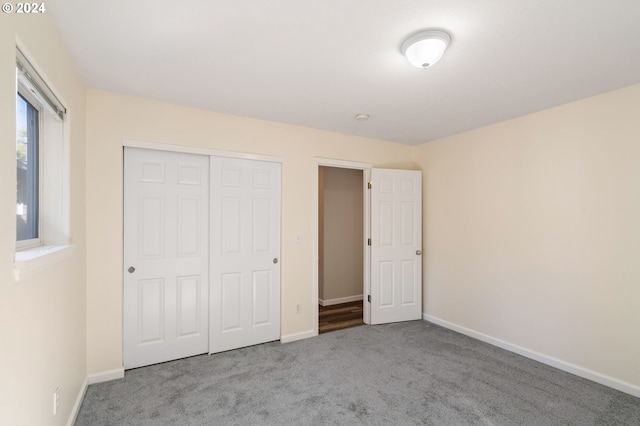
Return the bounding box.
[16,88,41,247]
[14,47,69,274]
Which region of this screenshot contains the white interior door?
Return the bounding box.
[370,168,422,325]
[210,157,281,353]
[123,147,209,369]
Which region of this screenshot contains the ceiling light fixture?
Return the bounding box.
[401,29,451,68]
[355,113,370,121]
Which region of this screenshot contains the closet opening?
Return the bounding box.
[318,166,365,333]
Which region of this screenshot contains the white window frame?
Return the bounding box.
[13,45,71,281]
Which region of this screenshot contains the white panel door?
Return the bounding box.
[210,157,281,353]
[370,168,422,324]
[124,148,209,369]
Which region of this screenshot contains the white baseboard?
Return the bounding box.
[66,377,88,426]
[319,295,363,306]
[280,329,317,343]
[423,314,640,398]
[67,369,124,425]
[87,368,125,385]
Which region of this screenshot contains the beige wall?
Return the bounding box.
[319,167,364,302]
[415,84,640,390]
[0,13,87,426]
[85,89,414,374]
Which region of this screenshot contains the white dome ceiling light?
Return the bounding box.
[401,29,451,68]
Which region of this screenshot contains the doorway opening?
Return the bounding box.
[318,165,365,333]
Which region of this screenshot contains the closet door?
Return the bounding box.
[123,147,209,369]
[210,157,281,353]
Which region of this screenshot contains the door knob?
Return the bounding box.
[416,250,422,256]
[273,258,278,264]
[128,266,135,273]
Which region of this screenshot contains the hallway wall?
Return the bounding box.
[319,167,364,304]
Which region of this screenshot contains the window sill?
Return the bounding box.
[13,244,73,281]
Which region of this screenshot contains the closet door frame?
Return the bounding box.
[123,139,282,165]
[122,138,282,359]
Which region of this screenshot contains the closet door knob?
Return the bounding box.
[416,250,422,256]
[128,266,136,273]
[273,258,278,264]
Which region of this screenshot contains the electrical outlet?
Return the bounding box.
[53,388,60,415]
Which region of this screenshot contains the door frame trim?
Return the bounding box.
[122,138,283,163]
[313,158,373,334]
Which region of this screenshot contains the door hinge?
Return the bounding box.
[367,295,371,303]
[367,238,371,246]
[367,181,372,189]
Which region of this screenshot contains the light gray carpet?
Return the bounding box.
[76,321,640,425]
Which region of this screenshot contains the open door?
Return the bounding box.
[370,168,422,325]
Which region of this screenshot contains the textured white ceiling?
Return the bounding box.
[49,0,640,145]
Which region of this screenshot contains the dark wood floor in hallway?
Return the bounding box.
[318,301,363,334]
